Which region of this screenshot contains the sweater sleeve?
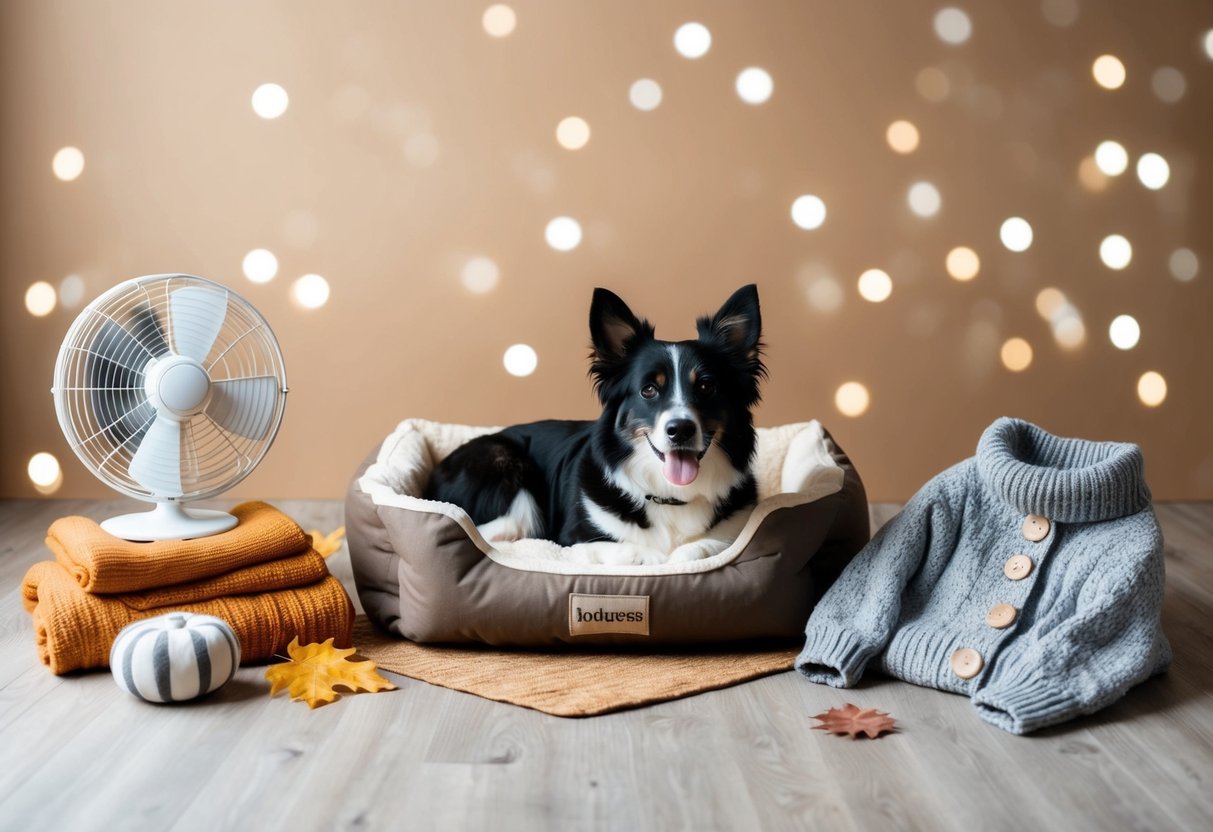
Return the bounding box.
[795,470,962,688]
[971,540,1170,735]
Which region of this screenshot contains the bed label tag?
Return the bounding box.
[568,594,650,636]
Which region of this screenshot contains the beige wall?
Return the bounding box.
[2,0,1211,502]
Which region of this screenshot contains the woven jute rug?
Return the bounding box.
[353,616,798,717]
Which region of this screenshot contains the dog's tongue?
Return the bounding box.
[663,451,700,486]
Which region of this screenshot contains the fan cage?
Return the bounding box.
[52,274,288,502]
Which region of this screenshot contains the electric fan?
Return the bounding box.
[51,274,288,541]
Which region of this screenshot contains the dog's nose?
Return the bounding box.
[665,419,696,445]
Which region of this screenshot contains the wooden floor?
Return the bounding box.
[1,499,1210,831]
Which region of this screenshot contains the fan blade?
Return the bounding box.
[170,286,228,362]
[207,376,278,439]
[127,415,183,496]
[87,308,165,445]
[125,304,171,357]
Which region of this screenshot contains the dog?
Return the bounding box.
[423,284,766,562]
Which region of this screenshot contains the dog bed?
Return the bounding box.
[346,419,869,646]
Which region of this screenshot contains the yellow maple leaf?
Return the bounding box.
[308,526,346,558]
[265,636,397,709]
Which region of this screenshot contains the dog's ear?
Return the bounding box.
[697,284,764,366]
[590,288,652,360]
[589,288,653,397]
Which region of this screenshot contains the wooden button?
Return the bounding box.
[1004,554,1034,580]
[1022,514,1051,542]
[951,648,984,679]
[987,603,1018,629]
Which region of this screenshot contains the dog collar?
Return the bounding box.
[645,495,688,506]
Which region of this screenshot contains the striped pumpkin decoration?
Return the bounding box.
[110,612,241,703]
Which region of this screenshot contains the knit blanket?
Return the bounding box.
[23,565,354,675]
[45,501,311,593]
[22,501,355,675]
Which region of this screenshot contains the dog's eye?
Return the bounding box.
[641,384,659,399]
[696,379,717,398]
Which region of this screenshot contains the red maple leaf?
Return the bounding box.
[811,703,897,739]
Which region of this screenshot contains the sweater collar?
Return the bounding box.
[976,418,1152,523]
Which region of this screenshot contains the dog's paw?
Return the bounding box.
[598,543,645,566]
[634,547,673,566]
[478,517,525,543]
[558,541,633,565]
[666,547,706,563]
[668,538,729,563]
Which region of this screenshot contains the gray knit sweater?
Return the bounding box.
[796,417,1171,735]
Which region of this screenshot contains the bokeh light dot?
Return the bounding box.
[857,269,893,303]
[1000,217,1033,252]
[404,133,441,167]
[946,246,980,281]
[1151,67,1186,103]
[503,344,538,377]
[673,22,711,59]
[1078,156,1109,192]
[907,181,942,217]
[59,275,86,309]
[1169,248,1198,282]
[556,116,591,150]
[461,256,500,294]
[242,249,278,284]
[886,120,920,154]
[24,281,57,316]
[545,216,582,252]
[834,382,870,418]
[1094,140,1128,176]
[251,83,289,119]
[1137,371,1167,407]
[482,4,516,37]
[804,276,844,313]
[736,67,774,105]
[291,274,330,309]
[1136,153,1170,190]
[1092,55,1126,90]
[1035,288,1066,319]
[1203,29,1213,60]
[1099,234,1132,270]
[1108,315,1140,350]
[283,209,318,248]
[1053,310,1087,350]
[1001,338,1033,372]
[28,452,62,492]
[52,147,85,181]
[629,79,663,111]
[915,67,951,102]
[934,8,973,45]
[790,195,827,230]
[1041,0,1080,28]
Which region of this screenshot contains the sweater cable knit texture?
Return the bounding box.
[22,502,355,675]
[796,417,1171,735]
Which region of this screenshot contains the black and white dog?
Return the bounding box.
[424,284,766,562]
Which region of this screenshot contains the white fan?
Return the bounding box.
[51,274,288,541]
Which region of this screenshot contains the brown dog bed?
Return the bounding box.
[346,419,869,646]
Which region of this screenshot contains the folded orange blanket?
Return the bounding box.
[46,501,312,594]
[24,560,355,675]
[23,549,330,612]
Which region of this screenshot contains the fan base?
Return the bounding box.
[101,502,238,542]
